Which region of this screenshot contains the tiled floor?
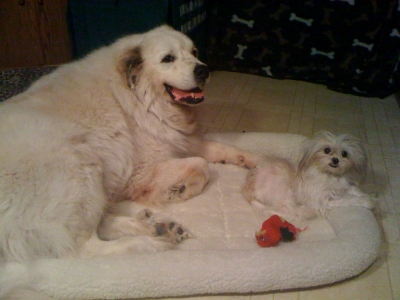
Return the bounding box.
[184,71,399,300]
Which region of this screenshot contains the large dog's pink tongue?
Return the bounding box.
[170,87,204,100]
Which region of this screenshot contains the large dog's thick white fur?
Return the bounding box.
[0,26,260,295]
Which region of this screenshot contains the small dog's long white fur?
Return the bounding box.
[244,131,375,221]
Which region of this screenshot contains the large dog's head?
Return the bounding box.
[118,25,209,106]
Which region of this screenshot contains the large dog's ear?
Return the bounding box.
[119,47,143,89]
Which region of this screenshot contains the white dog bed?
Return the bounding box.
[26,132,381,299]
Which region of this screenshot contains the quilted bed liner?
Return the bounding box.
[10,132,381,299]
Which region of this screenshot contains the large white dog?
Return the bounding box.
[0,25,260,296]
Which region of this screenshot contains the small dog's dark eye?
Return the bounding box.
[324,148,331,154]
[192,48,198,57]
[342,150,348,158]
[161,54,175,63]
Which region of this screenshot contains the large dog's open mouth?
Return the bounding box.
[164,84,205,105]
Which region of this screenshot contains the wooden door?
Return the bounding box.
[35,0,72,66]
[0,0,72,68]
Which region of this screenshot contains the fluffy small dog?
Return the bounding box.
[243,131,374,220]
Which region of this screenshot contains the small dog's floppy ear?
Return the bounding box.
[297,132,326,174]
[297,139,314,174]
[119,47,143,89]
[353,152,368,183]
[341,133,368,183]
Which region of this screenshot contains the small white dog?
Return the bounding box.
[243,131,375,220]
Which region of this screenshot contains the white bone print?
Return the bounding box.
[231,14,255,28]
[289,13,313,27]
[234,44,248,60]
[352,86,367,94]
[310,47,334,59]
[352,39,374,51]
[262,66,273,76]
[390,28,400,38]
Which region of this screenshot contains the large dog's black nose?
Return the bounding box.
[331,157,339,165]
[194,64,210,81]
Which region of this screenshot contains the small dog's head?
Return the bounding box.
[298,131,367,181]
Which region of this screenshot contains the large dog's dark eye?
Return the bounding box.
[341,150,348,158]
[162,54,175,63]
[192,48,198,57]
[324,147,331,154]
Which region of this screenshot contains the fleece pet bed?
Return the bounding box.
[21,132,381,299]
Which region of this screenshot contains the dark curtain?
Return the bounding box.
[68,0,169,58]
[67,0,207,59]
[206,1,400,98]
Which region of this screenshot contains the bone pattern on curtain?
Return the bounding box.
[206,1,400,98]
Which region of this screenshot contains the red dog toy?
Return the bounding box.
[255,215,303,247]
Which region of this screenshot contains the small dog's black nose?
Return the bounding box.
[332,157,339,165]
[194,64,210,81]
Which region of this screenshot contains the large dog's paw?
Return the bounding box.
[155,222,191,244]
[240,151,263,169]
[220,151,262,169]
[138,209,191,244]
[167,172,209,203]
[202,141,261,169]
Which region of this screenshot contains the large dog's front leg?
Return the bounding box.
[197,140,261,169]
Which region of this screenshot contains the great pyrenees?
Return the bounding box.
[0,25,261,295]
